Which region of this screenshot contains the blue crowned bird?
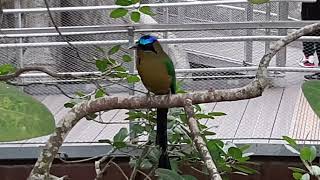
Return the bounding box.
[130,35,176,169]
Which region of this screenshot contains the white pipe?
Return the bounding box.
[2,0,316,14]
[19,67,320,78]
[1,36,320,48]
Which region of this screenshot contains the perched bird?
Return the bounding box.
[130,35,176,169]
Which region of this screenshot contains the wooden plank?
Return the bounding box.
[68,110,120,142]
[269,85,301,142]
[289,90,320,144]
[32,95,47,102]
[233,88,284,143]
[212,99,249,139]
[93,110,129,142]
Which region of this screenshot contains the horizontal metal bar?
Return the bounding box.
[0,36,319,48]
[19,67,320,79]
[1,142,320,159]
[2,0,315,14]
[1,21,319,36]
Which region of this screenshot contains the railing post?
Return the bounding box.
[265,2,271,53]
[128,26,136,141]
[276,2,288,67]
[163,0,169,52]
[244,3,253,64]
[14,0,23,69]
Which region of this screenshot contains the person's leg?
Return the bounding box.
[300,4,316,67]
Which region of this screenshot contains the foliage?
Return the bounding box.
[283,136,320,180]
[0,83,55,141]
[110,0,155,22]
[302,80,320,118]
[60,41,257,179]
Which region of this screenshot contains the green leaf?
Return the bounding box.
[130,11,141,22]
[140,159,153,170]
[139,6,156,16]
[115,66,127,72]
[208,112,226,116]
[228,147,243,160]
[248,0,270,4]
[170,159,181,173]
[182,175,197,180]
[231,165,258,175]
[201,130,216,136]
[98,139,112,144]
[122,54,132,62]
[131,0,140,3]
[95,88,106,98]
[85,113,97,120]
[113,128,128,142]
[127,75,140,83]
[96,59,108,72]
[64,102,76,108]
[0,64,16,76]
[239,144,251,152]
[194,113,215,120]
[75,91,86,97]
[300,146,316,162]
[108,45,121,55]
[301,173,310,180]
[115,0,132,6]
[155,168,185,180]
[283,136,298,149]
[110,8,128,18]
[292,172,303,180]
[0,83,55,141]
[302,80,320,118]
[113,141,127,149]
[148,147,161,163]
[311,166,320,176]
[289,167,307,174]
[284,144,300,155]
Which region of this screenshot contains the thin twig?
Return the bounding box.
[137,169,152,180]
[95,156,116,180]
[43,0,93,64]
[0,66,85,81]
[110,161,129,180]
[129,141,152,180]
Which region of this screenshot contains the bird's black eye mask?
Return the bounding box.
[138,43,157,54]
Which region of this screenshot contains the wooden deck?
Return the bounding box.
[1,80,318,147]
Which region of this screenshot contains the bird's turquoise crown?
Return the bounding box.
[138,35,158,45]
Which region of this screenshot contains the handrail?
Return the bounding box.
[0,21,319,37]
[0,36,319,48]
[20,66,320,79]
[2,0,316,14]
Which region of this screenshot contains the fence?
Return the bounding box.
[0,0,318,94]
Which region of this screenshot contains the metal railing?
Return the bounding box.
[1,0,319,84]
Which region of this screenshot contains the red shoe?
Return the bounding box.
[299,55,316,68]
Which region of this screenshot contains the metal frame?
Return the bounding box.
[1,142,320,159]
[2,0,315,14]
[0,36,319,48]
[1,21,319,37]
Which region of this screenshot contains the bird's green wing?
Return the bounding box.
[163,58,176,94]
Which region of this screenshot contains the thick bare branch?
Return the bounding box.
[28,22,320,179]
[184,99,221,180]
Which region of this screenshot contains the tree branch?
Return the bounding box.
[184,99,221,180]
[0,66,90,81]
[28,22,320,179]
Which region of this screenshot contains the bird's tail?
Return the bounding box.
[156,108,171,169]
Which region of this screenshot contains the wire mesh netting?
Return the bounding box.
[1,0,320,145]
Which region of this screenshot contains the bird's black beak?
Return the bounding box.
[128,43,138,49]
